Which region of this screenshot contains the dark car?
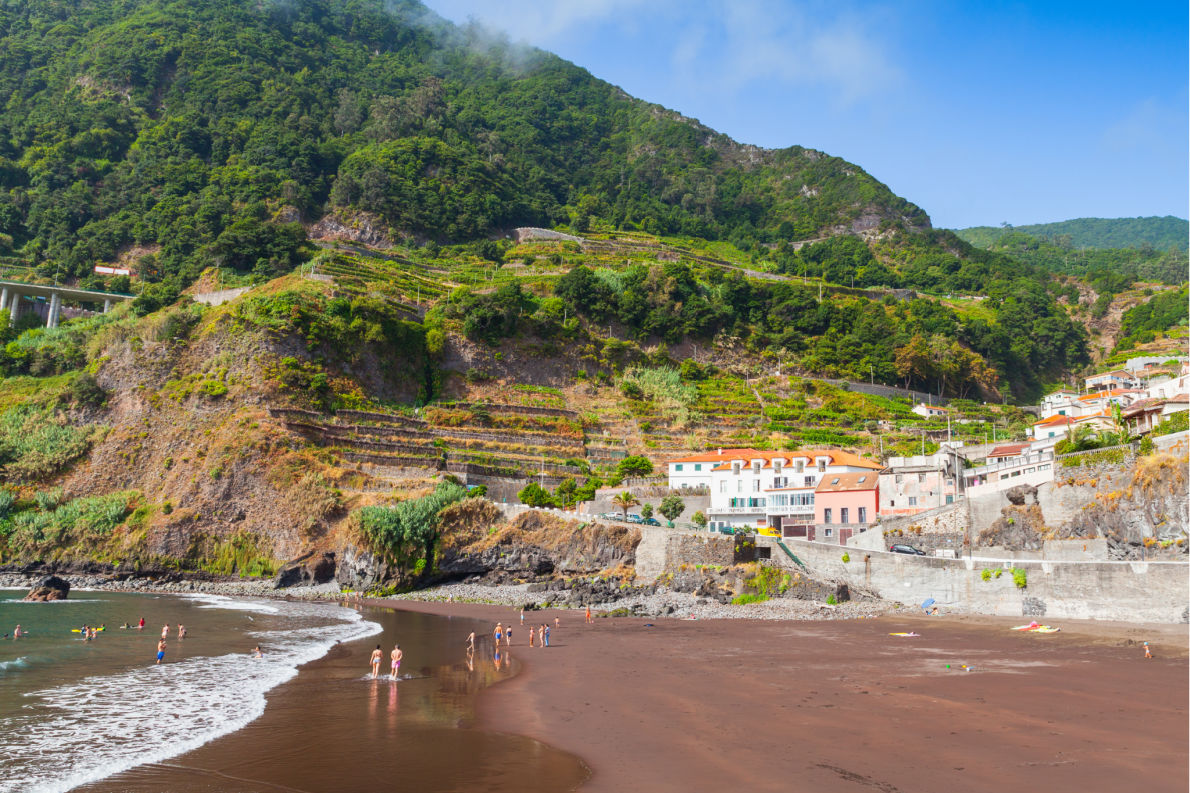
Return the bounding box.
[889,544,926,555]
[641,517,662,526]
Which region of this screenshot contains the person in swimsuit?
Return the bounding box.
[137,617,145,631]
[505,627,512,647]
[1144,641,1153,659]
[370,645,383,677]
[252,646,263,658]
[156,639,166,664]
[520,609,525,625]
[554,617,560,631]
[494,623,503,646]
[161,624,170,639]
[528,626,535,647]
[390,645,403,680]
[178,624,186,639]
[465,631,476,651]
[585,605,592,624]
[13,624,22,639]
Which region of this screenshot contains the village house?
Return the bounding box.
[877,448,964,517]
[813,473,879,544]
[666,448,881,536]
[1084,369,1141,392]
[911,403,949,419]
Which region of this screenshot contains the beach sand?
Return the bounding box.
[385,600,1189,793]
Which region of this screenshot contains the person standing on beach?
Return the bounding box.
[554,617,560,631]
[544,625,551,647]
[585,605,592,624]
[156,639,166,665]
[520,609,525,625]
[1144,642,1153,659]
[370,645,383,678]
[494,623,503,646]
[390,645,403,680]
[505,627,512,647]
[528,626,535,647]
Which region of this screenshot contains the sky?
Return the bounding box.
[422,0,1188,229]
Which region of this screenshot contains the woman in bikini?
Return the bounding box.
[369,645,383,678]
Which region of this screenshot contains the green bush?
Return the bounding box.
[0,404,98,481]
[731,593,767,605]
[826,594,838,605]
[356,481,468,568]
[1012,568,1027,588]
[841,552,850,563]
[616,455,655,478]
[980,568,992,581]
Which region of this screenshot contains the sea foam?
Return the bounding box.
[0,601,379,793]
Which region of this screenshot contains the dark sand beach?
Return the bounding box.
[386,600,1189,793]
[75,596,1189,793]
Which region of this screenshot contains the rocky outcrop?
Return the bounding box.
[24,575,70,601]
[275,551,337,588]
[309,212,393,247]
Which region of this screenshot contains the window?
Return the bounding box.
[830,477,840,485]
[823,508,832,524]
[857,476,866,484]
[817,460,827,472]
[804,476,815,487]
[737,480,742,492]
[824,527,833,537]
[918,473,926,483]
[694,464,702,471]
[753,480,760,492]
[675,464,684,471]
[908,496,918,506]
[945,495,954,505]
[720,481,726,493]
[858,507,867,523]
[895,474,903,484]
[795,461,805,473]
[841,508,849,524]
[889,499,895,507]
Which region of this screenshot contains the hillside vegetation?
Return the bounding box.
[956,217,1189,252]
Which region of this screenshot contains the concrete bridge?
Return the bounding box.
[0,280,133,328]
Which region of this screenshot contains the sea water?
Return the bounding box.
[0,589,379,792]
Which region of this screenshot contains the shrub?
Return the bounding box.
[517,482,556,508]
[841,552,850,563]
[691,510,707,528]
[658,494,685,524]
[1012,568,1027,588]
[980,568,992,581]
[731,593,767,605]
[616,455,654,477]
[640,503,653,520]
[356,481,467,567]
[994,568,1003,578]
[826,594,838,605]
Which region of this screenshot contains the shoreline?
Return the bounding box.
[370,597,1189,793]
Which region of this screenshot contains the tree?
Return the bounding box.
[555,478,577,509]
[518,482,555,508]
[658,495,686,527]
[691,510,708,529]
[616,455,654,478]
[640,502,653,520]
[611,491,639,521]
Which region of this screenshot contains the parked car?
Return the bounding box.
[625,514,644,524]
[889,544,926,555]
[641,517,661,526]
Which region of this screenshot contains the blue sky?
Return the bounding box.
[423,1,1188,229]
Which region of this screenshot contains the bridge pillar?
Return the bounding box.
[103,299,112,313]
[47,292,61,329]
[7,291,19,326]
[0,288,7,318]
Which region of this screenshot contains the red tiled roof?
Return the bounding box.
[988,443,1029,458]
[667,448,765,464]
[815,472,879,492]
[1033,414,1077,427]
[707,448,882,472]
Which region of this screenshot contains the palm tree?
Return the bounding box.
[611,491,639,521]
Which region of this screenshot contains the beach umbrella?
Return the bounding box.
[920,598,935,611]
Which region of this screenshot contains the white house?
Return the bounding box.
[1084,369,1141,392]
[1039,389,1079,419]
[664,449,751,491]
[694,448,882,537]
[877,449,964,517]
[911,403,949,420]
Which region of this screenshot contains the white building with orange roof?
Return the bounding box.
[665,448,758,491]
[686,448,882,536]
[1085,369,1141,392]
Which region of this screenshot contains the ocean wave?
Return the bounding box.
[0,602,380,793]
[0,655,29,674]
[176,593,281,614]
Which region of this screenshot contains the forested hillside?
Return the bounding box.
[956,216,1188,251]
[0,0,1095,400]
[0,0,927,288]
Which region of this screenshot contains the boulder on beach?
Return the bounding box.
[24,575,70,601]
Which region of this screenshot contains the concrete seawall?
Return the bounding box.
[762,537,1189,623]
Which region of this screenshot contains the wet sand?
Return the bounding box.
[79,604,589,793]
[384,600,1189,793]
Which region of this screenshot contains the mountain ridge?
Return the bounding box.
[954,216,1188,252]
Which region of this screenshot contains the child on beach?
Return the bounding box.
[1144,642,1153,659]
[585,606,592,624]
[505,627,512,646]
[370,645,383,677]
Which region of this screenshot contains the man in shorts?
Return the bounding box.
[156,639,166,664]
[390,645,403,680]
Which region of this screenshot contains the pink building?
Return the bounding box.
[811,472,879,545]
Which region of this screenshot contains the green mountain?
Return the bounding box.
[0,0,928,285]
[955,217,1189,252]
